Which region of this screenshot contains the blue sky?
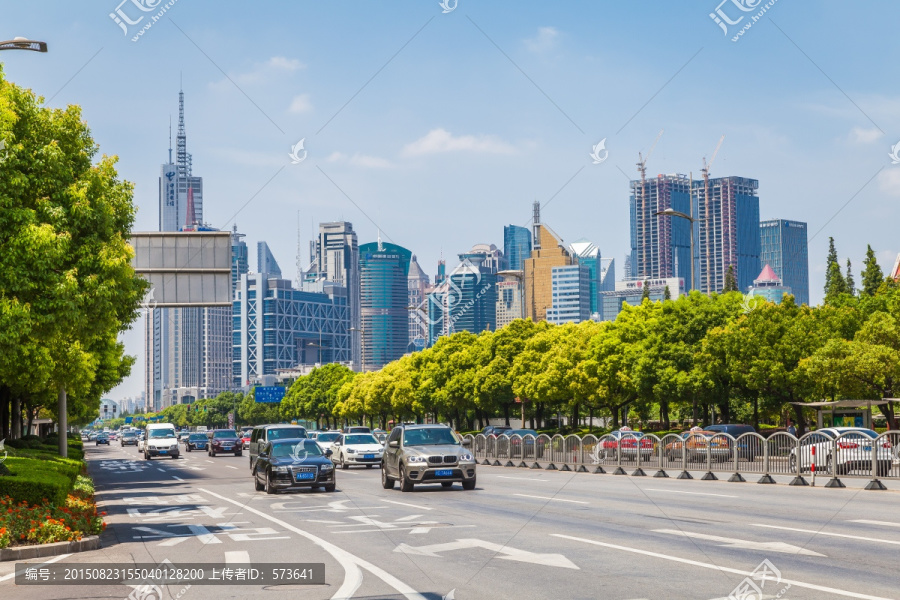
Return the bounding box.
[3,0,899,401]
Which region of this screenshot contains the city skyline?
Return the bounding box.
[11,1,893,401]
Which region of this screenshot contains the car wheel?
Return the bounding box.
[441,482,453,488]
[462,477,476,491]
[235,450,242,457]
[144,451,150,460]
[187,446,192,453]
[324,483,336,493]
[340,453,349,470]
[265,471,276,495]
[399,465,414,493]
[254,468,264,491]
[381,464,395,490]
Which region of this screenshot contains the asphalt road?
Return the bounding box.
[2,442,900,600]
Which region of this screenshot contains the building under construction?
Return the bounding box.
[629,174,694,287]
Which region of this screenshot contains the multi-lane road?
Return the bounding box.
[2,442,899,599]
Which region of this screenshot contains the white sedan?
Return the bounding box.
[331,433,384,469]
[789,427,892,476]
[314,431,342,453]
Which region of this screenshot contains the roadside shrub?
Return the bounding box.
[71,475,95,498]
[0,495,105,548]
[1,458,72,505]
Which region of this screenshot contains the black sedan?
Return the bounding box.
[95,433,110,445]
[253,438,335,494]
[185,433,208,452]
[207,429,242,457]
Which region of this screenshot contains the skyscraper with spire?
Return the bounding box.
[146,89,230,411]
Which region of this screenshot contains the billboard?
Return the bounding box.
[130,231,232,306]
[255,386,286,404]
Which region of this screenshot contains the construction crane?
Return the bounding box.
[701,134,725,292]
[636,129,664,280]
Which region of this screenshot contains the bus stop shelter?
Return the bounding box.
[791,399,898,429]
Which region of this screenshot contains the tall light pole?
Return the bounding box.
[0,37,48,52]
[654,204,701,294]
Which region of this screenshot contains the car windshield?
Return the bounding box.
[213,430,238,438]
[189,434,206,441]
[344,434,379,445]
[403,428,459,446]
[268,428,307,440]
[123,432,137,438]
[270,441,323,458]
[148,429,175,439]
[317,433,340,442]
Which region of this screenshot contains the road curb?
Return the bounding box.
[0,535,100,562]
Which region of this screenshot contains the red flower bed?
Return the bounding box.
[0,493,105,548]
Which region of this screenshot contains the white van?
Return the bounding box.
[144,423,180,460]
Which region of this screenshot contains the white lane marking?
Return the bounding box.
[554,534,892,600]
[383,499,432,511]
[497,476,551,482]
[645,488,737,498]
[205,460,214,464]
[513,494,588,505]
[849,519,900,528]
[335,525,475,534]
[157,468,165,472]
[395,539,578,570]
[226,465,238,470]
[0,553,71,582]
[199,488,426,600]
[225,551,250,564]
[172,476,184,481]
[754,524,900,546]
[653,529,826,556]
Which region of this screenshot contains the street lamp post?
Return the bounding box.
[0,38,48,53]
[654,206,701,294]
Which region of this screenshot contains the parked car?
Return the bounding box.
[599,428,654,461]
[381,424,476,492]
[144,423,180,460]
[665,429,730,463]
[332,433,384,469]
[703,424,758,460]
[253,438,335,494]
[482,425,513,437]
[185,433,208,452]
[312,431,342,454]
[95,433,110,445]
[343,426,371,434]
[248,424,309,473]
[306,431,319,440]
[789,427,892,476]
[241,432,252,450]
[207,429,243,457]
[120,431,139,446]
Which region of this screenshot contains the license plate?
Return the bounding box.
[297,472,315,480]
[223,446,232,450]
[863,447,872,452]
[159,450,167,454]
[435,469,453,477]
[363,454,375,459]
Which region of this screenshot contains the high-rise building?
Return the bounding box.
[234,274,350,387]
[231,226,249,292]
[524,202,574,322]
[695,176,760,293]
[146,90,231,411]
[546,264,592,324]
[407,255,430,351]
[359,240,412,370]
[257,241,282,278]
[459,243,505,274]
[427,259,497,346]
[629,174,693,288]
[313,222,361,368]
[598,258,616,292]
[495,276,523,329]
[569,239,606,315]
[504,225,532,272]
[759,219,809,306]
[600,277,686,321]
[747,264,792,305]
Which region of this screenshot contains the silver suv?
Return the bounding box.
[381,424,477,492]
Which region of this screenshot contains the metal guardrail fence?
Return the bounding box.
[465,430,900,489]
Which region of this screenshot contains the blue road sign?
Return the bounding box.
[125,417,133,424]
[255,386,286,403]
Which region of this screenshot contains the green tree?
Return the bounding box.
[641,280,651,301]
[861,245,884,297]
[723,266,738,292]
[824,237,849,303]
[663,285,671,301]
[845,258,855,296]
[0,68,148,454]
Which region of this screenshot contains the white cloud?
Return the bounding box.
[401,128,517,157]
[525,26,559,54]
[267,56,305,71]
[326,151,346,162]
[877,168,900,197]
[848,126,883,144]
[326,151,392,168]
[289,93,313,114]
[210,56,306,89]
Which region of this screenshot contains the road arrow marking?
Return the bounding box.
[514,494,588,505]
[653,529,825,557]
[394,538,579,569]
[754,524,900,546]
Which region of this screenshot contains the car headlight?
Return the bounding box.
[273,466,290,473]
[459,453,474,462]
[320,463,334,471]
[407,455,426,464]
[345,448,356,454]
